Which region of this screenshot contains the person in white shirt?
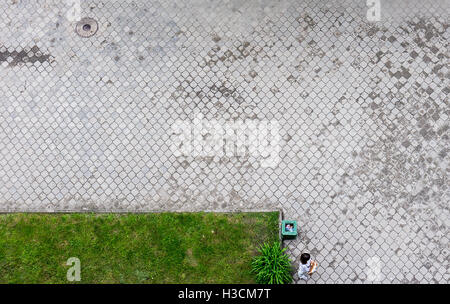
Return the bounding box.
[298,253,318,281]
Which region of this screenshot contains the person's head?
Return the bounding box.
[300,253,311,264]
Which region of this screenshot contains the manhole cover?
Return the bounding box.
[75,17,98,38]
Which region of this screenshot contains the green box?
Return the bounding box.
[281,220,297,239]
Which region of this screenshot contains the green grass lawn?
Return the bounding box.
[0,212,278,283]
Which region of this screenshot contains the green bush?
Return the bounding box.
[251,241,293,284]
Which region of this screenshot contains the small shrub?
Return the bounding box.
[251,241,293,284]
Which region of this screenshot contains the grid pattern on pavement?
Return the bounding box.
[0,0,448,283]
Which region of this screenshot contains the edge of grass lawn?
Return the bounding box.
[0,211,279,284]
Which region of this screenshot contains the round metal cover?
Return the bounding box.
[75,17,98,38]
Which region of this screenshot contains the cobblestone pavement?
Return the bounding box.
[0,0,448,283]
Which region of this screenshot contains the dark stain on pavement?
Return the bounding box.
[0,45,54,67]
